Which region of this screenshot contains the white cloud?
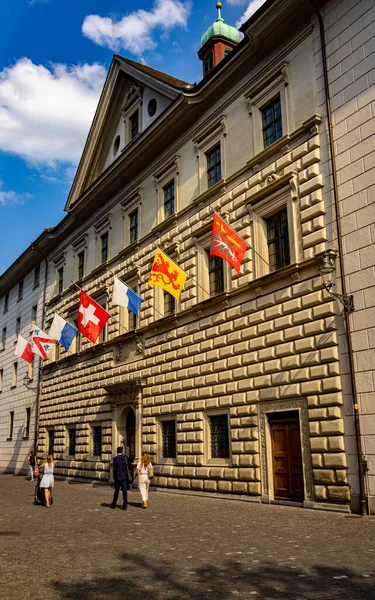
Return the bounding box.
[82,0,192,55]
[0,58,106,167]
[236,0,267,28]
[227,0,248,5]
[0,180,31,206]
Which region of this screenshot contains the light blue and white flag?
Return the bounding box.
[49,313,78,350]
[112,276,142,316]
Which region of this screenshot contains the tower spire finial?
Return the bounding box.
[216,1,224,22]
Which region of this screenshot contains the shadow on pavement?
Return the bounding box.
[51,552,375,600]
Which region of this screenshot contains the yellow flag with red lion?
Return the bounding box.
[148,249,187,300]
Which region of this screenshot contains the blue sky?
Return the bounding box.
[0,0,264,275]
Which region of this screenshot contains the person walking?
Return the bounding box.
[27,451,37,481]
[135,452,153,509]
[110,447,130,510]
[39,455,54,508]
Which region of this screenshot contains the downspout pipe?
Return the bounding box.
[31,244,48,456]
[308,0,367,515]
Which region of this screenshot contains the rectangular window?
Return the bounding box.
[4,293,9,313]
[209,414,230,459]
[163,181,175,218]
[93,425,102,457]
[8,411,14,440]
[34,265,40,288]
[78,250,85,280]
[28,357,34,381]
[95,295,108,343]
[24,407,31,438]
[261,95,282,148]
[11,362,17,387]
[208,253,224,296]
[206,144,221,188]
[15,316,21,338]
[129,208,139,243]
[162,420,176,458]
[1,327,6,351]
[100,232,108,264]
[31,305,37,332]
[266,208,290,271]
[164,290,175,316]
[68,428,76,456]
[129,310,137,331]
[57,267,64,295]
[0,369,3,392]
[129,110,139,140]
[48,429,55,456]
[18,280,24,301]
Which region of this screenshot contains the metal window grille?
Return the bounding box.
[266,208,290,271]
[18,280,23,301]
[25,407,31,438]
[206,144,221,188]
[129,111,139,140]
[261,96,283,148]
[209,414,230,458]
[204,51,213,74]
[164,291,175,316]
[34,265,40,288]
[68,428,76,456]
[58,267,64,294]
[4,293,9,313]
[48,429,55,456]
[93,426,102,457]
[129,209,139,243]
[208,253,224,296]
[162,420,176,458]
[78,251,85,280]
[100,232,108,264]
[163,182,175,218]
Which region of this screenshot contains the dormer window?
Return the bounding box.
[203,51,213,74]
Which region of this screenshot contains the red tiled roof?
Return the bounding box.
[115,55,191,89]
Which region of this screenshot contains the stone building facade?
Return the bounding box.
[22,0,371,512]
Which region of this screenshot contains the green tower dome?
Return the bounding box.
[200,2,240,48]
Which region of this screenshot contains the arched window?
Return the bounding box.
[203,51,214,74]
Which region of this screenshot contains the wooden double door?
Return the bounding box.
[269,411,304,501]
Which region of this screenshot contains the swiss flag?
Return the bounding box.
[77,291,110,344]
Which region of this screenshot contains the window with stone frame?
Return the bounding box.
[123,85,143,147]
[194,231,230,303]
[119,278,140,331]
[161,420,177,458]
[208,252,224,296]
[164,290,175,316]
[77,250,85,280]
[206,143,222,188]
[27,357,34,382]
[1,327,6,351]
[203,51,214,74]
[68,428,76,457]
[33,265,40,288]
[129,208,139,243]
[0,369,3,393]
[129,109,140,140]
[4,293,9,313]
[100,231,109,264]
[261,95,283,148]
[24,407,31,438]
[48,429,55,456]
[57,266,64,295]
[209,414,230,459]
[265,208,290,271]
[163,181,175,218]
[11,362,17,387]
[18,280,24,301]
[92,425,102,457]
[31,305,37,333]
[15,316,21,340]
[8,411,14,440]
[94,216,111,267]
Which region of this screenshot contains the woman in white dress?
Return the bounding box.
[39,455,54,508]
[135,453,153,509]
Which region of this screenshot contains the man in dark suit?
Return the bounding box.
[110,446,130,510]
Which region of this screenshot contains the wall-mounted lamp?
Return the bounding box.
[319,252,354,312]
[23,374,38,391]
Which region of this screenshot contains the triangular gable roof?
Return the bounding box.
[65,55,192,211]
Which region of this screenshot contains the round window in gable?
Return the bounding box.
[148,98,157,117]
[113,135,121,156]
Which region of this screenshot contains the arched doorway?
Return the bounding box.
[125,408,136,468]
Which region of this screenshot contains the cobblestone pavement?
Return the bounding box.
[0,475,375,600]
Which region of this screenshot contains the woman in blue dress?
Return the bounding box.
[39,455,54,508]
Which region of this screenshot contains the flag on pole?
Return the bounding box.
[31,326,56,360]
[111,277,142,316]
[49,313,78,350]
[77,290,110,344]
[148,248,187,300]
[15,335,35,364]
[209,212,249,273]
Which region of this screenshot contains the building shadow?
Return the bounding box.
[51,552,375,600]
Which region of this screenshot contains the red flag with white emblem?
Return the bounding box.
[77,290,110,344]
